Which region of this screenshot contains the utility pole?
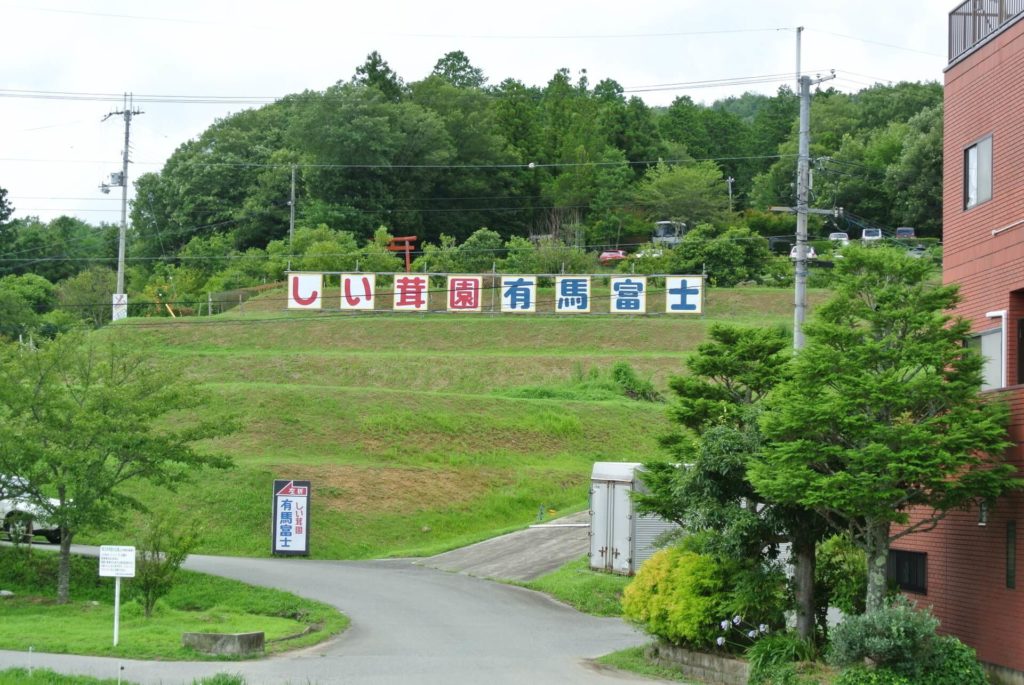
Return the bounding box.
[726,176,735,212]
[793,72,834,349]
[289,164,297,247]
[101,93,143,321]
[770,71,837,350]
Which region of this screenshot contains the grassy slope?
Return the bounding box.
[85,286,819,560]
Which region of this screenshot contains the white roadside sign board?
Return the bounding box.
[99,545,136,646]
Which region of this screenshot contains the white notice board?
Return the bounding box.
[99,545,136,578]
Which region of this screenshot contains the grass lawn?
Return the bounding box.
[66,286,822,560]
[0,670,245,685]
[0,548,348,660]
[594,646,691,682]
[520,556,633,616]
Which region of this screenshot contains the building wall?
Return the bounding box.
[899,388,1024,670]
[903,13,1024,673]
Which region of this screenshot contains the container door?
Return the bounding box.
[589,480,612,571]
[610,482,634,575]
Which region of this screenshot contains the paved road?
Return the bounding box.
[0,548,662,685]
[420,511,591,581]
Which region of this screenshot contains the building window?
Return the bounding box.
[1009,521,1017,590]
[967,328,1003,390]
[888,549,927,594]
[964,135,992,209]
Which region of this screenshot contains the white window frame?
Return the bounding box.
[964,135,993,210]
[969,312,1006,390]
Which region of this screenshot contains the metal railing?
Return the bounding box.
[950,0,1024,62]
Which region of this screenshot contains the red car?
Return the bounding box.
[598,249,628,265]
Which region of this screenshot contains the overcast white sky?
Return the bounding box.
[1,0,953,227]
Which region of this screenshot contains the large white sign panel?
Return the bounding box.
[340,274,375,310]
[610,277,647,314]
[665,275,704,314]
[555,276,590,313]
[99,545,136,578]
[447,276,482,312]
[272,480,310,555]
[501,276,536,313]
[393,275,430,311]
[288,273,323,310]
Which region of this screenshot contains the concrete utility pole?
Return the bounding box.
[793,72,835,350]
[770,71,837,351]
[101,93,143,321]
[289,164,297,247]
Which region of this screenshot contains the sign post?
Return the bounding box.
[272,480,311,555]
[99,545,136,646]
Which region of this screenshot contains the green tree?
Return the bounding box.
[431,50,486,89]
[131,512,202,618]
[635,324,829,640]
[56,267,116,329]
[633,161,730,226]
[0,290,36,341]
[352,50,405,102]
[0,334,232,603]
[0,274,56,314]
[750,247,1016,613]
[670,223,771,287]
[886,104,943,237]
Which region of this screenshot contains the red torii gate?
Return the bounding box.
[387,236,417,272]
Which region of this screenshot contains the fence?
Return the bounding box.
[204,282,282,316]
[949,0,1024,62]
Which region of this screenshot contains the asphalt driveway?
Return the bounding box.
[0,541,664,684]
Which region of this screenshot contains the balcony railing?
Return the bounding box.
[950,0,1024,62]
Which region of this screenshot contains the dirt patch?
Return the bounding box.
[272,464,512,514]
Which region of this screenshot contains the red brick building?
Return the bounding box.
[894,2,1024,677]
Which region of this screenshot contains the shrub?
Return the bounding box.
[815,534,867,634]
[129,512,202,618]
[748,632,817,684]
[917,636,988,685]
[621,547,726,647]
[610,361,662,402]
[828,597,939,678]
[834,667,911,685]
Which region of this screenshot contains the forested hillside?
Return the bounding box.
[0,50,941,337]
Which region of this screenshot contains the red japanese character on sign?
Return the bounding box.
[448,276,482,312]
[341,274,375,310]
[394,275,428,311]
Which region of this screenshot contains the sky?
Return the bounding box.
[0,0,954,227]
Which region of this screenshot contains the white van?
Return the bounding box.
[862,228,883,243]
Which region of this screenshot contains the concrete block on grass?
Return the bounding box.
[182,631,265,656]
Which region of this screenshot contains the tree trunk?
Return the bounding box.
[865,519,891,614]
[792,537,816,640]
[57,526,73,605]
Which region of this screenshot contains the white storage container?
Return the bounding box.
[589,462,678,575]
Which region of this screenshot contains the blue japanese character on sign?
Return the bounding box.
[502,277,535,311]
[556,277,589,312]
[279,523,293,537]
[666,276,703,313]
[281,499,292,511]
[612,278,645,312]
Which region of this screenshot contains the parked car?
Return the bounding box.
[895,227,916,240]
[828,232,850,247]
[906,244,928,259]
[861,228,883,243]
[789,245,817,260]
[0,475,60,544]
[598,249,628,265]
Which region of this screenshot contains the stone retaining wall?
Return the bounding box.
[646,641,750,685]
